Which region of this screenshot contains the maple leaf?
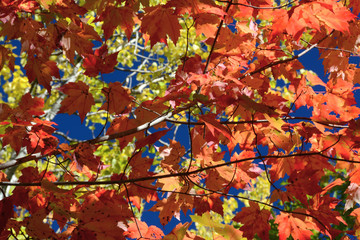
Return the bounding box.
[163,222,193,240]
[167,0,225,16]
[128,154,153,180]
[199,114,232,141]
[232,201,271,239]
[141,5,182,46]
[192,212,243,239]
[23,208,56,239]
[82,45,118,77]
[50,0,88,21]
[106,115,141,149]
[123,220,164,239]
[308,194,347,234]
[24,123,58,155]
[24,58,60,93]
[0,104,11,122]
[194,192,224,216]
[18,167,41,182]
[59,81,95,123]
[315,3,355,32]
[134,100,168,129]
[99,82,134,115]
[1,126,28,153]
[73,142,101,172]
[268,156,306,182]
[230,152,262,189]
[20,93,44,116]
[74,190,132,239]
[275,212,317,240]
[8,93,45,124]
[286,166,323,205]
[98,6,135,40]
[205,165,234,191]
[0,45,14,72]
[0,198,14,235]
[158,139,186,171]
[135,128,171,150]
[156,171,182,192]
[57,19,101,64]
[150,190,193,226]
[194,12,221,37]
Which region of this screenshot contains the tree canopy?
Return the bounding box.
[1,0,360,239]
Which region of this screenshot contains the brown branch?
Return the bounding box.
[0,111,348,172]
[203,0,233,73]
[166,116,349,128]
[250,114,279,191]
[1,151,358,187]
[216,0,296,9]
[240,30,335,80]
[132,180,328,233]
[300,38,359,56]
[0,105,191,171]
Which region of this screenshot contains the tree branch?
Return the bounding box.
[0,105,191,170]
[1,151,358,187]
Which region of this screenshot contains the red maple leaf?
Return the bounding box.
[0,45,15,72]
[25,58,60,93]
[99,82,134,115]
[0,104,12,122]
[19,93,44,117]
[59,81,95,123]
[57,19,101,64]
[7,93,45,125]
[0,198,14,235]
[73,189,132,239]
[98,6,135,40]
[106,115,142,149]
[1,126,28,153]
[232,201,271,239]
[73,142,101,172]
[82,45,118,77]
[140,5,182,46]
[199,114,232,141]
[158,139,186,172]
[135,128,171,150]
[24,122,58,155]
[194,192,224,216]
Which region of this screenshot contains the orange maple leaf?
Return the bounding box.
[275,212,318,240]
[123,220,164,239]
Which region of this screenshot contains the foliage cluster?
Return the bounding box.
[1,0,360,239]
